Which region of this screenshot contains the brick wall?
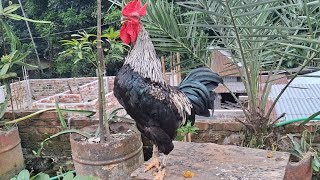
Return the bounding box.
[29,77,98,101]
[193,117,320,149]
[0,80,31,111]
[31,77,121,118]
[5,111,97,173]
[1,77,115,111]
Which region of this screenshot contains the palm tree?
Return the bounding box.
[110,0,320,148]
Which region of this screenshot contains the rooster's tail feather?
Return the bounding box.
[179,68,223,117]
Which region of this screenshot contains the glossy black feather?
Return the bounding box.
[179,67,223,117]
[114,65,221,155]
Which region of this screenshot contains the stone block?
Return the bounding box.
[131,141,290,180]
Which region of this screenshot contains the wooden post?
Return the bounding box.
[161,56,166,81]
[96,0,110,142]
[176,52,181,84]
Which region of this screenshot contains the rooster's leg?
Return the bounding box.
[154,155,166,180]
[144,144,161,172]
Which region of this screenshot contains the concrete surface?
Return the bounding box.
[131,141,290,180]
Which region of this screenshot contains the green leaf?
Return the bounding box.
[234,4,299,18]
[34,129,91,156]
[55,101,68,129]
[6,14,51,23]
[0,64,11,75]
[3,4,20,14]
[15,62,38,69]
[63,172,75,180]
[32,172,50,180]
[312,157,320,172]
[0,72,17,80]
[17,169,30,180]
[300,111,320,125]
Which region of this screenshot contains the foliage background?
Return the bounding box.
[0,0,124,78]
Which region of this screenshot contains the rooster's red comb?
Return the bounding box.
[122,0,148,17]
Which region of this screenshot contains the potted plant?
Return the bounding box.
[59,1,144,178]
[0,1,50,178]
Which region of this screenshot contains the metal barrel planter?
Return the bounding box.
[0,127,25,179]
[70,124,144,180]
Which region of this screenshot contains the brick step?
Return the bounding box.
[131,141,290,180]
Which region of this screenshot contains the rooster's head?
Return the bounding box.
[120,0,148,45]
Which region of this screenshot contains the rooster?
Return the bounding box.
[114,0,223,179]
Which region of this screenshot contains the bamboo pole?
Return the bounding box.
[17,0,43,75]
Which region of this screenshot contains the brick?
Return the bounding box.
[223,122,244,131]
[209,122,224,131]
[195,121,209,130]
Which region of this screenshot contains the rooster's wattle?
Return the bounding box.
[114,0,222,179]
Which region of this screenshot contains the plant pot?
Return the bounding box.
[70,123,144,180]
[0,126,25,179]
[284,152,313,180]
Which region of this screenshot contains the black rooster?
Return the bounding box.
[114,0,222,179]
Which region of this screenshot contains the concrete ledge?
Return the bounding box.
[132,141,290,180]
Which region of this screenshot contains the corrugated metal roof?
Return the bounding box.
[269,84,320,120]
[274,98,320,120]
[291,71,320,84]
[269,84,320,99]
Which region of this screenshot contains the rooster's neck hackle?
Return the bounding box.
[124,26,165,84]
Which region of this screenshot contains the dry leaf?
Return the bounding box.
[183,170,195,178]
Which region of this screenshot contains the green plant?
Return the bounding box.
[0,0,51,129]
[176,121,199,142]
[10,169,98,180]
[59,29,126,68]
[59,18,127,142]
[32,107,129,157]
[139,0,319,148]
[288,130,320,175]
[10,169,49,180]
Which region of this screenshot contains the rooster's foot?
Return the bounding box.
[153,168,166,180]
[144,157,161,172]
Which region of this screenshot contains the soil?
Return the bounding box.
[74,122,137,143]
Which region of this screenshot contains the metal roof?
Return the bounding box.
[291,71,320,84]
[269,84,320,120]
